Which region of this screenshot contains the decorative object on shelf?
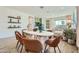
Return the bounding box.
[8,16,21,29]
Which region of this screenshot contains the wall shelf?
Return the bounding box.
[8,16,21,19]
[8,22,21,24]
[8,16,21,29]
[8,27,21,28]
[8,26,21,28]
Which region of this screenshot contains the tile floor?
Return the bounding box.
[0,37,78,53]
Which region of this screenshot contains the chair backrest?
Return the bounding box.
[22,38,43,53]
[50,36,61,47]
[15,31,22,40]
[47,36,61,47]
[15,31,24,44]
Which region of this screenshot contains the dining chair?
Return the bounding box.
[22,29,27,37]
[22,38,43,53]
[15,31,24,53]
[44,36,61,53]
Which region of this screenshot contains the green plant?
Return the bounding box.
[64,29,76,40]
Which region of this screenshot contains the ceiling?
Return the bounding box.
[6,6,76,17]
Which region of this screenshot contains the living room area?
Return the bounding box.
[0,6,78,53]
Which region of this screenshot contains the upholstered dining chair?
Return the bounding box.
[22,38,43,53]
[15,31,24,52]
[44,36,61,53]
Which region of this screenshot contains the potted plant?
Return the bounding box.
[63,30,69,42]
[63,29,76,44]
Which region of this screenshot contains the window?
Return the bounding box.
[55,20,66,30]
[55,20,66,26]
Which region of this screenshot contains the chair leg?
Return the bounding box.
[54,47,56,53]
[25,49,29,53]
[57,46,61,53]
[20,45,23,53]
[16,40,19,48]
[40,50,42,53]
[44,44,47,53]
[17,43,21,52]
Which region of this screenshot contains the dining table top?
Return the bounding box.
[23,30,54,37]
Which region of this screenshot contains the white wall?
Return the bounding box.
[0,7,34,38]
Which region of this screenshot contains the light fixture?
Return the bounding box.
[40,6,44,9]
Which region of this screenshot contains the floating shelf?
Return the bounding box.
[8,27,21,28]
[8,26,21,28]
[8,22,21,24]
[8,16,21,19]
